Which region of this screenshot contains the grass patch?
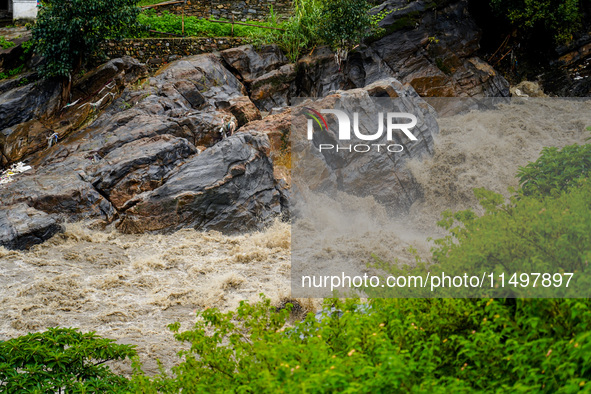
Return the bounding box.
[136,10,281,37]
[138,0,172,6]
[0,64,25,80]
[0,35,15,49]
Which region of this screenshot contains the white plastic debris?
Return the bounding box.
[0,162,32,185]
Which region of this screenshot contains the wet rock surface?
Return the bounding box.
[0,54,287,247]
[0,203,63,250]
[1,56,147,166]
[118,131,283,234]
[0,171,118,223]
[88,135,197,210]
[296,0,510,98]
[221,44,288,85]
[364,0,510,97]
[0,79,61,131]
[0,0,515,248]
[221,45,296,111]
[292,78,438,213]
[542,36,591,97]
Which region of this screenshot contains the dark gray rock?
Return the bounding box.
[71,56,147,103]
[152,53,248,109]
[295,0,510,98]
[88,135,197,210]
[292,78,438,212]
[117,132,284,234]
[173,80,207,109]
[296,47,344,98]
[0,171,117,223]
[250,64,297,111]
[0,78,61,131]
[0,72,38,96]
[220,44,288,84]
[542,36,591,96]
[220,45,296,111]
[0,203,63,250]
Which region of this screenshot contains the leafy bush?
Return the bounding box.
[0,327,135,393]
[436,180,590,295]
[369,141,591,298]
[369,175,591,298]
[129,295,591,392]
[0,36,15,49]
[517,142,591,197]
[489,0,585,43]
[317,0,375,52]
[249,0,324,62]
[32,0,141,78]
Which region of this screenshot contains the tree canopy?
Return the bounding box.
[32,0,140,78]
[489,0,587,43]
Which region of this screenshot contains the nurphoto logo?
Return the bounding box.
[303,107,418,153]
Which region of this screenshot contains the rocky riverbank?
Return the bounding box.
[0,0,514,250]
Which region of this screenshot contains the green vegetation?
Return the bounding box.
[370,141,591,298]
[137,0,167,6]
[251,0,381,62]
[249,0,323,62]
[517,143,591,197]
[128,296,591,392]
[6,297,591,392]
[137,10,275,37]
[489,0,586,43]
[0,64,26,80]
[32,0,141,78]
[317,0,375,52]
[137,0,380,62]
[0,327,135,393]
[0,36,15,49]
[3,141,591,391]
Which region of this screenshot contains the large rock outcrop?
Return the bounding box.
[0,56,148,168]
[0,54,287,248]
[219,1,509,112]
[118,131,283,234]
[0,204,63,250]
[292,78,438,212]
[297,0,510,98]
[221,45,296,111]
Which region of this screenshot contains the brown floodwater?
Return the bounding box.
[1,98,590,375]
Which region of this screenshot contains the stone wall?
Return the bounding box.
[99,37,246,69]
[145,0,291,22]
